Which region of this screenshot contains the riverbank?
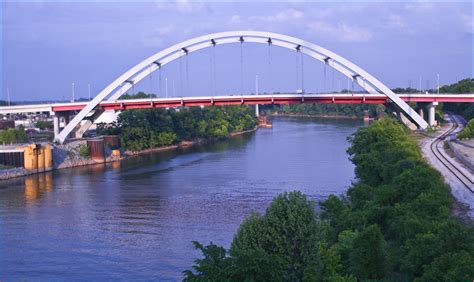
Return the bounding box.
[0,127,259,181]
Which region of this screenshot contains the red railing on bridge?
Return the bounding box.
[50,94,474,112]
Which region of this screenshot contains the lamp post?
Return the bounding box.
[419,77,422,94]
[6,88,10,106]
[437,74,440,95]
[72,83,75,102]
[255,74,259,117]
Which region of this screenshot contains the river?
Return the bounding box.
[0,117,363,280]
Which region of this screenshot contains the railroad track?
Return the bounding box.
[429,114,474,192]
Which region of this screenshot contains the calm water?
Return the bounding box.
[0,117,362,280]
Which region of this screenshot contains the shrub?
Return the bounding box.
[75,144,90,158]
[457,119,474,139]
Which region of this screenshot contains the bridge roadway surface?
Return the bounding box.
[0,93,473,115]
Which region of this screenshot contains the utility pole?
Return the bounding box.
[88,84,91,101]
[6,88,10,106]
[437,74,440,95]
[173,80,175,97]
[255,74,259,95]
[255,75,259,117]
[72,83,75,102]
[165,78,168,98]
[419,77,422,94]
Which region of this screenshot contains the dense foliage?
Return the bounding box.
[458,119,474,139]
[266,103,384,118]
[0,127,26,144]
[439,78,474,94]
[35,120,53,130]
[75,144,90,158]
[392,87,420,94]
[121,91,156,100]
[184,119,474,281]
[441,78,474,119]
[99,106,257,151]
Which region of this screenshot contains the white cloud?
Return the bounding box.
[229,15,241,25]
[155,0,209,15]
[404,2,434,13]
[141,24,175,47]
[155,24,175,35]
[251,8,304,22]
[386,14,406,30]
[460,13,473,34]
[307,21,373,43]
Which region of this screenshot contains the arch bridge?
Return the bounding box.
[6,31,470,143]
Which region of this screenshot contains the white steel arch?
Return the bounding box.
[55,30,428,143]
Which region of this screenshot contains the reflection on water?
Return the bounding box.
[0,117,362,280]
[24,173,54,203]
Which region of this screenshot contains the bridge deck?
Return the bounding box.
[1,93,473,114]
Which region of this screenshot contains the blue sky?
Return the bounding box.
[1,0,473,101]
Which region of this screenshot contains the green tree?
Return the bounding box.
[350,225,388,279]
[458,119,474,139]
[35,120,53,130]
[183,241,232,281]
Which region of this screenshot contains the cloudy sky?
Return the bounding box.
[1,0,473,101]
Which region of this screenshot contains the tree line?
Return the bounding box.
[0,126,27,145]
[183,119,474,281]
[263,103,385,118]
[98,105,257,151]
[440,78,474,120]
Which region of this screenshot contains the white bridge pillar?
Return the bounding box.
[428,101,438,127]
[255,104,259,117]
[53,114,60,138]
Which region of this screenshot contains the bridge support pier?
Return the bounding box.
[53,112,71,141]
[255,104,259,117]
[53,114,60,138]
[418,107,424,121]
[428,101,438,127]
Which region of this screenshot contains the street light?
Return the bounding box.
[72,83,75,102]
[255,75,259,95]
[6,88,10,106]
[437,74,440,95]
